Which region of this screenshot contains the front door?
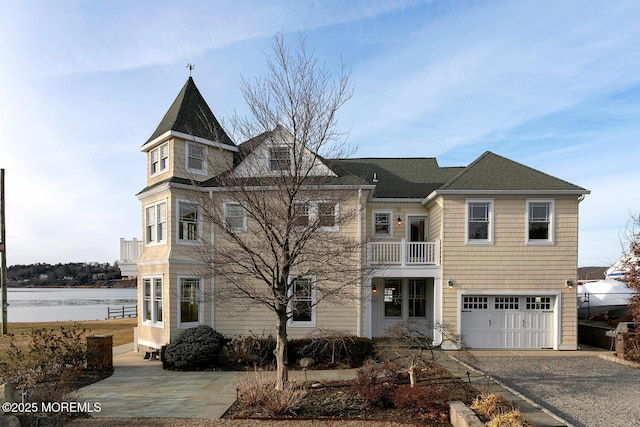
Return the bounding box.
[374,278,434,337]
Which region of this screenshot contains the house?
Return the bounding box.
[135,77,589,352]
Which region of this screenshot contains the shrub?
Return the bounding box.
[163,325,226,370]
[486,409,534,427]
[0,324,89,403]
[289,334,374,368]
[392,384,450,423]
[236,372,307,415]
[351,360,399,408]
[222,334,276,369]
[470,393,514,420]
[621,332,640,360]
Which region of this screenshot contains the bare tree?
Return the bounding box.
[622,213,640,326]
[189,33,365,389]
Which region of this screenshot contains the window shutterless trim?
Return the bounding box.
[288,275,317,328]
[465,199,494,245]
[525,199,555,245]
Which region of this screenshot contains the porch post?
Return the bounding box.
[400,238,406,266]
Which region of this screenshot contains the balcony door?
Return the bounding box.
[407,216,428,262]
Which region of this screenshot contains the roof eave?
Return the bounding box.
[423,188,590,205]
[141,130,238,153]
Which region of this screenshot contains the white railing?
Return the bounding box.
[120,238,143,262]
[119,238,143,278]
[368,239,439,266]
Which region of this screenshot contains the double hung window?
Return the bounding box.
[142,277,163,325]
[186,143,206,174]
[292,201,338,231]
[224,202,246,232]
[178,201,199,242]
[150,143,169,176]
[527,200,554,244]
[145,201,167,245]
[373,212,392,237]
[466,200,493,244]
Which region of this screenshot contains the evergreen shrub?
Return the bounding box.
[163,325,226,370]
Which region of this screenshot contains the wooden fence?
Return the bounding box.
[107,305,137,319]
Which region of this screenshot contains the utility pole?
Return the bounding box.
[1,168,6,335]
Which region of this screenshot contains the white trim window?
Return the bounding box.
[292,201,339,231]
[177,201,199,243]
[150,143,169,177]
[526,200,554,244]
[466,200,494,244]
[224,201,247,233]
[145,200,167,245]
[269,146,291,171]
[373,211,392,237]
[142,276,163,326]
[186,142,207,174]
[178,276,203,327]
[289,276,316,327]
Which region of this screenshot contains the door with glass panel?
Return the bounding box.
[407,216,428,263]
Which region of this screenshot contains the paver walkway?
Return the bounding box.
[79,344,357,418]
[80,343,618,425]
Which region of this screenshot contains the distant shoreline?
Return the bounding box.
[7,278,137,289]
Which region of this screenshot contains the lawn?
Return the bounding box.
[0,317,137,354]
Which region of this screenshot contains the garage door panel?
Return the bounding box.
[461,295,554,349]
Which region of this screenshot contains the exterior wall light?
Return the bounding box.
[448,279,454,290]
[566,279,574,290]
[397,216,402,226]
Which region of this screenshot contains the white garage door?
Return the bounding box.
[461,295,554,349]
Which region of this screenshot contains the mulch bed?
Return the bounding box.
[224,361,479,426]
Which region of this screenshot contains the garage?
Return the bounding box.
[461,295,554,349]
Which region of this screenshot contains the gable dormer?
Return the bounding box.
[233,125,337,178]
[141,77,237,186]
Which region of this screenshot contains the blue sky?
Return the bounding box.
[1,0,639,267]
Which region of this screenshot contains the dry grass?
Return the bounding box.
[470,392,513,420]
[236,371,307,416]
[0,317,137,353]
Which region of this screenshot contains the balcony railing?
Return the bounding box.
[120,238,143,262]
[368,239,439,266]
[119,238,143,277]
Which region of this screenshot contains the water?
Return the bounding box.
[2,287,137,322]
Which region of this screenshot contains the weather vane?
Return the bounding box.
[186,63,195,76]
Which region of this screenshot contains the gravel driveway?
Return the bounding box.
[469,356,640,427]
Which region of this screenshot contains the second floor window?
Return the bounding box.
[292,201,338,231]
[187,143,206,173]
[374,212,391,236]
[269,147,291,171]
[467,200,493,243]
[146,201,167,244]
[224,202,246,232]
[178,201,198,242]
[150,143,169,176]
[527,200,554,244]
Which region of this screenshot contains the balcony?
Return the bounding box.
[119,238,143,277]
[368,239,440,266]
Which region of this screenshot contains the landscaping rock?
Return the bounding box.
[298,357,315,368]
[449,401,484,427]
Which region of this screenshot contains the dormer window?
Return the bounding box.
[186,143,207,174]
[150,143,169,176]
[269,147,291,171]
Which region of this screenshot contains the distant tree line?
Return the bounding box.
[7,262,122,287]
